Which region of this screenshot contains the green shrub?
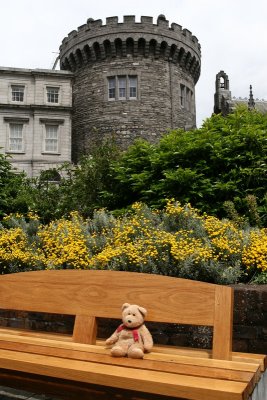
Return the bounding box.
[106,107,267,226]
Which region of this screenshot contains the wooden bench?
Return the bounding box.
[0,270,265,400]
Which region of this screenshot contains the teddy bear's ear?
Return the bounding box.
[122,303,130,311]
[138,306,147,317]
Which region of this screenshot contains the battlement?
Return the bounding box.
[60,14,201,54]
[59,14,201,84]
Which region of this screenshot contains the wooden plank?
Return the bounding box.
[73,316,97,344]
[149,343,266,372]
[0,270,216,325]
[0,369,188,400]
[232,353,267,372]
[0,327,72,341]
[212,286,233,360]
[147,352,260,377]
[0,349,250,400]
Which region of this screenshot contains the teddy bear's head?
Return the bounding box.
[121,303,147,329]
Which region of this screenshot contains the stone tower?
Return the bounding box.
[59,15,201,161]
[214,70,231,115]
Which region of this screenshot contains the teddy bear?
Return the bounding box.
[105,303,153,359]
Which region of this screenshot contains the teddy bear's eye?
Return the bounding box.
[133,314,136,316]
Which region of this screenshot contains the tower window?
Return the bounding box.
[108,77,116,100]
[180,84,185,107]
[11,85,24,102]
[180,84,193,111]
[46,87,59,103]
[220,77,225,88]
[107,75,138,101]
[9,123,23,151]
[118,76,126,99]
[186,88,193,111]
[129,76,137,99]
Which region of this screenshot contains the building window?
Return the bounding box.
[9,123,23,151]
[186,88,192,111]
[11,85,24,102]
[40,169,61,184]
[180,84,186,108]
[45,125,58,152]
[46,87,59,103]
[118,76,126,100]
[108,77,116,100]
[180,84,193,111]
[129,76,137,99]
[107,75,138,101]
[220,76,225,88]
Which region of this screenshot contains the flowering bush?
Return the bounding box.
[0,201,266,283]
[38,212,92,269]
[0,226,42,273]
[242,229,267,273]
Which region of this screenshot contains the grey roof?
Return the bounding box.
[231,97,267,113]
[0,66,73,77]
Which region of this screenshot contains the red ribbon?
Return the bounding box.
[116,324,139,342]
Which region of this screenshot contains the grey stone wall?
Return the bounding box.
[232,285,267,354]
[72,56,195,161]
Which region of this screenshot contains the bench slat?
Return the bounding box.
[151,344,267,372]
[232,353,267,371]
[0,370,180,400]
[0,327,72,342]
[0,348,250,400]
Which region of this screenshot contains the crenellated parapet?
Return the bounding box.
[59,14,201,83]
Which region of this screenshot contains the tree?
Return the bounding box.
[108,107,267,225]
[0,153,28,218]
[18,139,121,222]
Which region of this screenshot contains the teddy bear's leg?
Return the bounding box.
[128,343,144,359]
[111,341,128,357]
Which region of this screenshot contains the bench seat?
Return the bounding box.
[0,341,260,400]
[0,270,265,400]
[0,328,265,400]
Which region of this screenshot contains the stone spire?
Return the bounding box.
[248,85,255,110]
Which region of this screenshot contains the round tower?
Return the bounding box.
[59,15,201,161]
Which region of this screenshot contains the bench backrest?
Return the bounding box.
[0,270,233,360]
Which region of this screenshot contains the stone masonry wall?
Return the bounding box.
[72,56,195,161]
[0,285,266,354]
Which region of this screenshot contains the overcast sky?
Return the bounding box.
[1,0,267,127]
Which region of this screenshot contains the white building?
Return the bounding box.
[0,67,73,177]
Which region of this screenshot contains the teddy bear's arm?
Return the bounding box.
[105,329,119,346]
[140,325,153,352]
